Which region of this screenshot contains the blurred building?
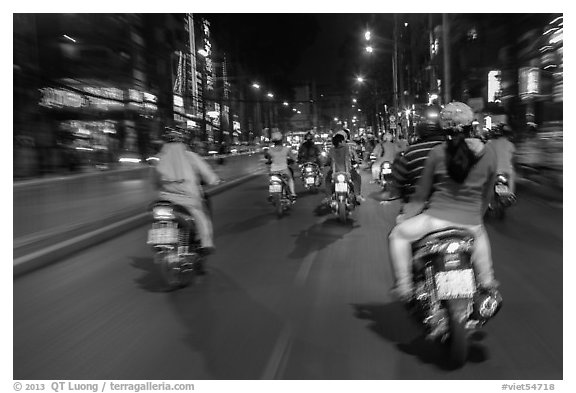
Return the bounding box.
[13,13,248,177]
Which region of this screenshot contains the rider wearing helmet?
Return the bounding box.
[487,123,516,194]
[265,131,297,200]
[297,131,321,166]
[154,126,220,256]
[388,102,501,304]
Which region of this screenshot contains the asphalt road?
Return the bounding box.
[13,168,563,380]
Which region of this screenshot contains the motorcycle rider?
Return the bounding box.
[371,133,397,183]
[154,127,221,258]
[487,123,516,194]
[392,121,446,201]
[387,102,501,305]
[342,128,365,202]
[265,131,297,200]
[297,131,321,166]
[324,131,356,200]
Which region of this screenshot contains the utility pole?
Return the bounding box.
[392,14,399,115]
[442,13,451,104]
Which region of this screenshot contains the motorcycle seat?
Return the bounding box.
[412,227,475,254]
[149,200,193,220]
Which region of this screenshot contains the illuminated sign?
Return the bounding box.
[487,70,502,103]
[519,67,540,98]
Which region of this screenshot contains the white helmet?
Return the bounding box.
[440,102,474,130]
[383,133,393,142]
[271,131,283,142]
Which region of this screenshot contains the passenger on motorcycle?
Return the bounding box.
[265,131,297,200]
[343,129,365,202]
[154,127,220,255]
[297,131,321,166]
[487,123,516,194]
[387,102,501,303]
[371,133,398,183]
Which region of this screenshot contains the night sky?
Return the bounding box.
[205,13,380,97]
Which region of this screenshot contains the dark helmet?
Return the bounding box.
[163,126,186,143]
[332,132,345,146]
[304,131,314,141]
[415,121,442,140]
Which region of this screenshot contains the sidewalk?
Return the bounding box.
[14,152,267,277]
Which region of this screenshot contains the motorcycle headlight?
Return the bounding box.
[152,206,175,220]
[336,174,346,182]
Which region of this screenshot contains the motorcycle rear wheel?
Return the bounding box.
[446,300,469,367]
[157,253,194,290]
[338,200,347,224]
[275,194,283,218]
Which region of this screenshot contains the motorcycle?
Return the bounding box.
[146,200,206,289]
[330,171,357,224]
[488,173,515,219]
[409,227,502,367]
[268,172,292,218]
[300,162,322,193]
[379,161,393,191]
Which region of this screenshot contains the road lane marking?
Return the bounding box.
[261,323,293,379]
[294,248,318,287]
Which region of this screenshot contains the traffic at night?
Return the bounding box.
[11,7,567,389]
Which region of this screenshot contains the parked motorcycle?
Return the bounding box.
[146,200,205,289]
[488,173,516,219]
[329,171,356,224]
[300,162,322,193]
[410,227,502,367]
[268,172,292,218]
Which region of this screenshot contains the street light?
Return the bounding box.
[357,76,365,83]
[365,46,374,54]
[352,98,357,103]
[267,92,274,98]
[283,101,289,106]
[365,31,371,41]
[252,83,260,89]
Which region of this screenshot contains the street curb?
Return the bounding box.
[13,168,266,278]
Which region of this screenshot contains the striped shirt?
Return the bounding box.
[392,137,445,199]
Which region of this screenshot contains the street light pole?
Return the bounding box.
[393,14,399,116]
[442,13,451,104]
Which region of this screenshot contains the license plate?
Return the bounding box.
[269,184,282,193]
[434,269,475,299]
[495,184,509,194]
[335,182,348,193]
[147,227,179,245]
[306,177,315,185]
[382,168,392,174]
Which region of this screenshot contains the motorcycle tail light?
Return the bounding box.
[270,176,282,183]
[336,174,346,182]
[152,206,175,220]
[306,167,313,172]
[383,162,391,169]
[497,175,508,184]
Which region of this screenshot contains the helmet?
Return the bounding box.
[440,102,474,131]
[163,126,186,143]
[335,130,347,140]
[383,133,393,142]
[304,131,314,141]
[271,131,283,142]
